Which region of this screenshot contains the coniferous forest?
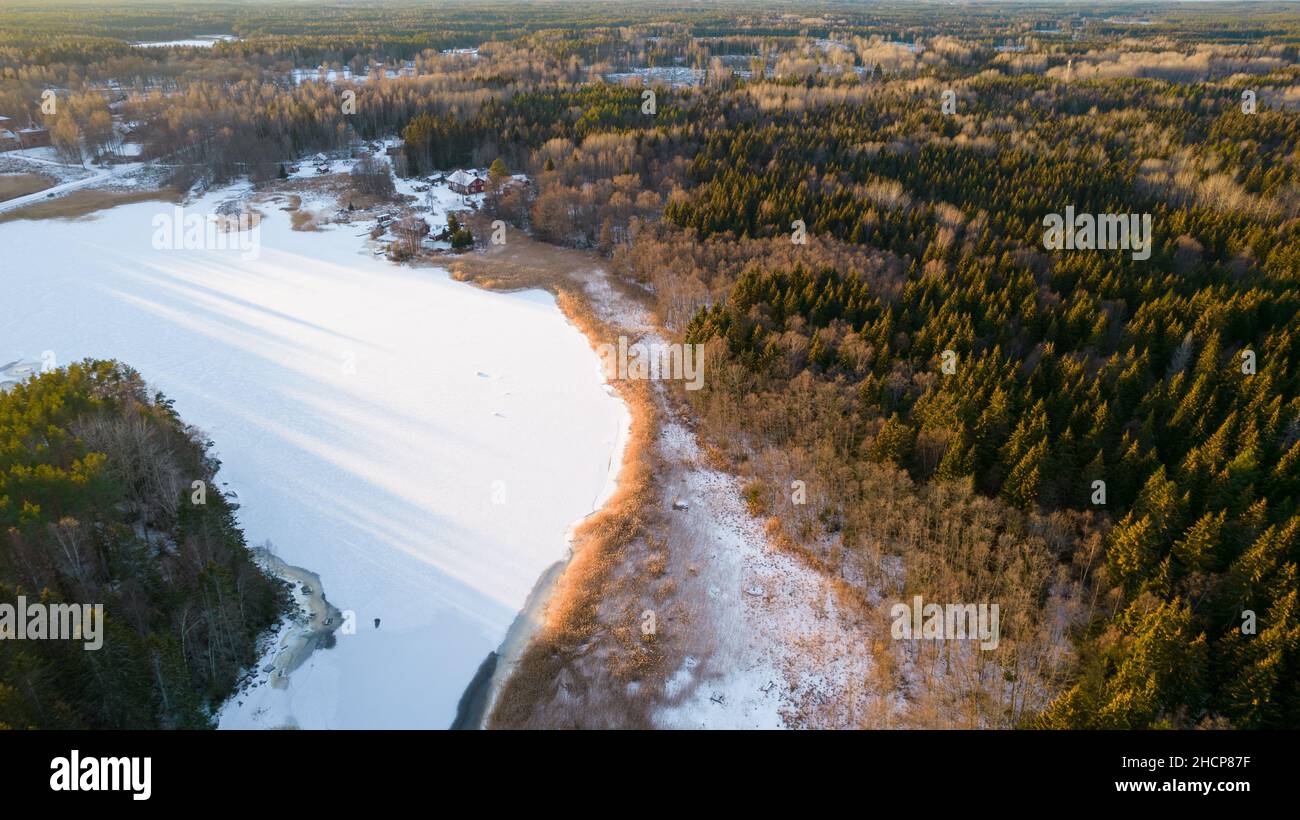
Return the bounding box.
[0,362,286,728]
[667,90,1300,728]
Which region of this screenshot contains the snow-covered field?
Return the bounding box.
[0,184,629,728]
[290,63,414,85]
[605,66,705,88]
[133,35,241,48]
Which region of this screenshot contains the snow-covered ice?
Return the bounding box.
[0,184,629,728]
[133,35,241,49]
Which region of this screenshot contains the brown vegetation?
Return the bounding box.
[0,172,54,201]
[0,187,180,223]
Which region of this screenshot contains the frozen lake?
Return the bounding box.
[0,187,628,728]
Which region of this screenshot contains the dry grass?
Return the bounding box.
[439,218,609,291]
[0,172,55,202]
[488,355,660,728]
[266,190,323,231]
[263,176,411,231]
[290,209,320,231]
[274,175,403,212]
[0,187,180,223]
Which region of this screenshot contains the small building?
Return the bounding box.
[17,127,50,148]
[447,169,485,195]
[0,117,18,151]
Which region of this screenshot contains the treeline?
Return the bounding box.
[401,85,684,175]
[0,361,287,729]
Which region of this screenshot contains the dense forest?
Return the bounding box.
[651,76,1299,727]
[0,361,287,728]
[1,1,1297,728]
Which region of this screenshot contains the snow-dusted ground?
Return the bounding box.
[0,156,147,214]
[580,276,871,729]
[605,66,705,88]
[649,420,871,729]
[282,148,491,249]
[290,63,415,85]
[0,147,90,175]
[0,182,629,728]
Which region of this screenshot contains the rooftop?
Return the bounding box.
[447,169,482,186]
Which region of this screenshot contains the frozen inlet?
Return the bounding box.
[0,184,631,729]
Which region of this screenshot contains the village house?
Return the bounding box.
[0,117,51,150]
[17,127,51,148]
[0,116,51,150]
[0,116,17,151]
[447,169,485,195]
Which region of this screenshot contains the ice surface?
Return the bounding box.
[0,186,629,728]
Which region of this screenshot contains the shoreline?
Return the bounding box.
[227,183,634,728]
[246,548,343,693]
[5,168,643,728]
[452,554,567,729]
[437,229,667,729]
[450,650,497,729]
[451,287,636,729]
